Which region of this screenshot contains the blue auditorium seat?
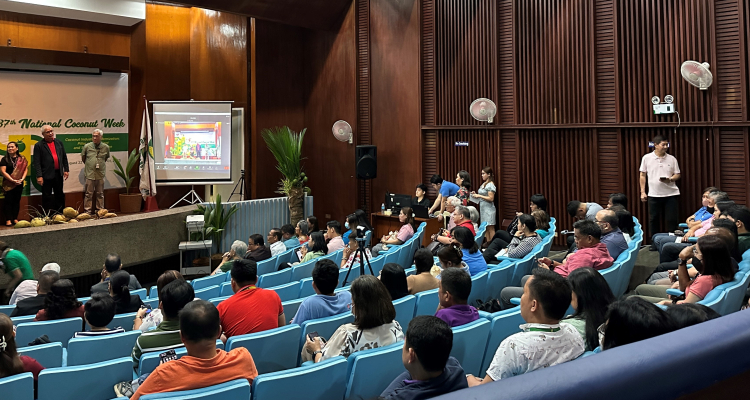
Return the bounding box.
[18,342,64,368]
[450,318,491,376]
[219,281,233,297]
[275,248,297,270]
[149,286,158,299]
[15,318,82,348]
[345,342,405,400]
[392,295,416,330]
[0,304,15,316]
[131,288,148,301]
[38,357,133,400]
[251,356,348,400]
[479,308,525,376]
[209,295,231,307]
[291,259,317,282]
[467,271,488,306]
[191,273,226,290]
[10,314,35,325]
[0,373,33,400]
[368,254,387,276]
[193,285,221,300]
[414,288,439,317]
[107,311,137,330]
[267,281,302,302]
[282,297,308,324]
[139,340,225,376]
[257,268,292,288]
[486,262,514,300]
[226,325,301,374]
[338,264,361,287]
[139,378,251,400]
[257,257,277,276]
[67,330,141,366]
[299,312,355,354]
[384,246,400,266]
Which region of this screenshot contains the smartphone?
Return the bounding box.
[159,349,178,365]
[660,177,670,182]
[307,331,319,341]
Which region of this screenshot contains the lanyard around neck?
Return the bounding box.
[528,326,561,333]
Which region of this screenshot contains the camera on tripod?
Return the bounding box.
[354,225,368,241]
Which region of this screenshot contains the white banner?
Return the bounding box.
[0,71,129,196]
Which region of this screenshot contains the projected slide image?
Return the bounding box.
[163,122,221,161]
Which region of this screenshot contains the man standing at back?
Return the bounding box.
[217,259,285,340]
[81,129,110,215]
[91,254,142,295]
[33,125,69,214]
[640,135,681,236]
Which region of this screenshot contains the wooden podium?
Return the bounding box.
[370,212,442,247]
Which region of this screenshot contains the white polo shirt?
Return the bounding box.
[639,152,680,197]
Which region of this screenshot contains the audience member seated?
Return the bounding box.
[451,226,487,275]
[267,228,287,257]
[298,231,328,263]
[212,240,248,275]
[596,209,629,260]
[372,207,416,257]
[307,215,320,234]
[380,263,409,300]
[532,210,551,239]
[467,205,480,232]
[296,220,310,245]
[132,279,195,371]
[9,262,60,305]
[666,303,720,330]
[281,224,300,249]
[431,206,476,250]
[135,270,184,332]
[291,259,352,326]
[10,270,59,317]
[341,231,373,270]
[455,170,472,206]
[380,316,467,400]
[342,214,358,246]
[91,253,142,296]
[606,192,629,210]
[634,235,735,305]
[413,183,431,208]
[503,193,548,239]
[658,196,732,263]
[0,314,44,394]
[342,210,374,246]
[483,214,542,264]
[599,297,675,350]
[34,279,85,326]
[217,259,285,340]
[651,187,718,251]
[428,174,460,215]
[129,301,258,400]
[500,220,613,309]
[326,221,345,254]
[407,249,440,295]
[110,270,146,314]
[467,268,584,386]
[564,268,615,351]
[435,268,478,327]
[610,205,636,242]
[302,275,404,363]
[431,196,460,236]
[567,200,604,222]
[434,245,471,278]
[74,293,125,337]
[726,206,750,254]
[244,234,272,262]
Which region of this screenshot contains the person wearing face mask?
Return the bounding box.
[639,135,681,236]
[650,187,719,252]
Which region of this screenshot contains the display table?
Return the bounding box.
[370,212,442,247]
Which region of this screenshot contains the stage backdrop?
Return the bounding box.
[0,71,128,198]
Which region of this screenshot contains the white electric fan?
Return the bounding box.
[469,98,497,123]
[680,61,713,90]
[332,120,353,144]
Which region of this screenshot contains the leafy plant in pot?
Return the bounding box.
[113,148,142,213]
[194,194,238,269]
[262,126,311,225]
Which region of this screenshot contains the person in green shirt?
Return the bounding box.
[0,242,34,298]
[81,129,110,214]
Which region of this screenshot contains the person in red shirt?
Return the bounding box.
[130,300,258,400]
[32,125,70,214]
[217,259,285,341]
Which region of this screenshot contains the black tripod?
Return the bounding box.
[229,169,245,201]
[341,237,374,287]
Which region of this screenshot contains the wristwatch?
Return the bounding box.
[313,350,323,358]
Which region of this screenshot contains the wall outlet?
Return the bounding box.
[653,104,675,114]
[325,214,331,219]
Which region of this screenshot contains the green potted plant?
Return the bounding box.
[113,148,142,213]
[194,194,238,267]
[262,126,311,225]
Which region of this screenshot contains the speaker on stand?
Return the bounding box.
[355,145,377,180]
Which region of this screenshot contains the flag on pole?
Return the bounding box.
[139,98,156,199]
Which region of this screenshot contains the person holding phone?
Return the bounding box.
[639,135,681,236]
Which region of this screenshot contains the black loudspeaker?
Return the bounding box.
[355,145,377,179]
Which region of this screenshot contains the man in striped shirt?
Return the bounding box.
[73,293,125,338]
[131,280,195,371]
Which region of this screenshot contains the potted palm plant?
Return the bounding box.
[113,148,142,213]
[262,126,311,225]
[194,194,238,268]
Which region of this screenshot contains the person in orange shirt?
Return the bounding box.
[129,300,258,400]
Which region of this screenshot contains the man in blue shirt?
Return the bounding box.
[281,224,300,249]
[291,259,352,326]
[595,210,629,260]
[429,174,460,215]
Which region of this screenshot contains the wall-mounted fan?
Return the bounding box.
[469,98,497,123]
[681,61,713,90]
[332,120,353,144]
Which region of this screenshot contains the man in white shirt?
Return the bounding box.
[326,221,345,254]
[9,262,61,305]
[467,268,584,385]
[267,228,287,257]
[640,135,681,236]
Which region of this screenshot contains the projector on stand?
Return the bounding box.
[179,214,213,276]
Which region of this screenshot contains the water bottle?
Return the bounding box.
[381,203,385,214]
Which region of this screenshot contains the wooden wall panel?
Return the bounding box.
[715,0,744,121]
[597,128,621,204]
[434,0,497,126]
[498,130,517,218]
[422,130,438,198]
[497,0,514,125]
[357,0,373,213]
[594,0,617,123]
[422,0,435,126]
[718,127,750,204]
[516,0,595,125]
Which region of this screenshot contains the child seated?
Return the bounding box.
[74,293,126,337]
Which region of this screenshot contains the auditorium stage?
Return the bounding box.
[0,206,196,286]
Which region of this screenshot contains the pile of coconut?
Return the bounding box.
[13,207,117,228]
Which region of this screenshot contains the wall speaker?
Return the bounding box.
[355,145,377,180]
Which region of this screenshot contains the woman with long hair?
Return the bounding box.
[303,275,404,362]
[491,194,548,245]
[451,226,487,276]
[0,314,44,391]
[35,279,84,328]
[109,270,145,314]
[455,170,472,206]
[435,244,471,278]
[379,263,409,300]
[564,268,616,350]
[532,210,551,238]
[0,141,28,226]
[600,297,675,350]
[298,231,328,263]
[470,166,497,244]
[296,220,310,245]
[307,215,319,233]
[372,207,415,257]
[134,270,184,331]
